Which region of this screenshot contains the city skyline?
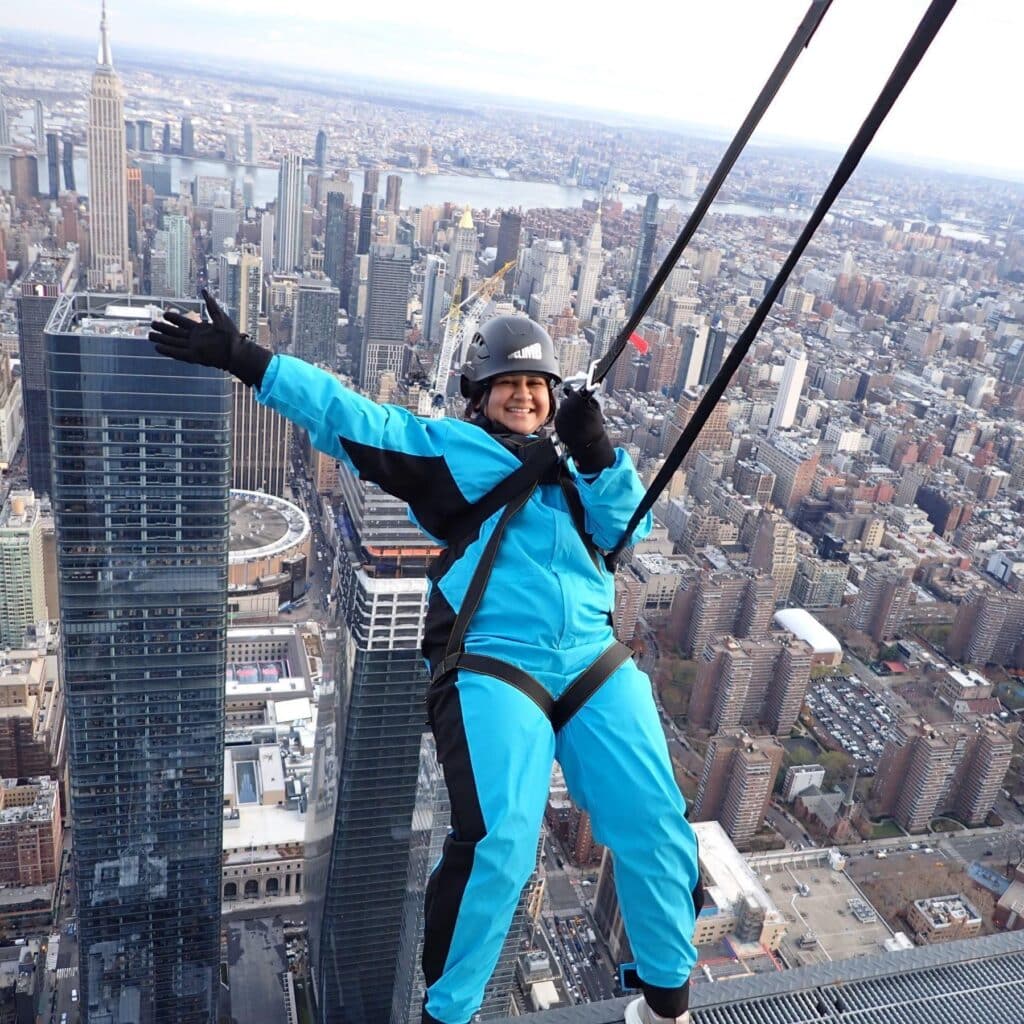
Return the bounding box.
[1,0,1022,182]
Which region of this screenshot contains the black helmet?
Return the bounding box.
[459,315,561,397]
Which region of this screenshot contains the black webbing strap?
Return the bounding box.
[609,0,957,563]
[591,0,833,387]
[436,438,558,545]
[550,642,634,732]
[442,480,539,659]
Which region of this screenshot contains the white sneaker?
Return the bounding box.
[624,995,691,1024]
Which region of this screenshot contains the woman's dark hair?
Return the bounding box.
[462,378,558,425]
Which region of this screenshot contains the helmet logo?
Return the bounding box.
[507,343,543,360]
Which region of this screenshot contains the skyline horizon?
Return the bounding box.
[1,0,1023,186]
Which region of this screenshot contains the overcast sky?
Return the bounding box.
[4,0,1022,180]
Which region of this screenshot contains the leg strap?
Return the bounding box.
[429,641,633,734]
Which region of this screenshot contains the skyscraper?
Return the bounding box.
[47,293,229,1023]
[449,207,477,289]
[62,137,76,192]
[629,192,658,310]
[180,115,194,157]
[575,212,602,325]
[219,243,262,336]
[313,464,439,1024]
[700,326,729,386]
[357,169,380,256]
[243,121,257,163]
[292,277,340,365]
[420,254,447,345]
[693,730,784,850]
[315,128,328,168]
[0,87,9,147]
[161,121,171,154]
[275,152,304,273]
[518,239,570,322]
[10,155,39,212]
[34,99,45,156]
[46,133,60,198]
[495,211,521,295]
[768,348,808,434]
[87,2,131,291]
[359,243,411,387]
[323,192,350,303]
[385,173,402,215]
[849,561,913,643]
[0,491,48,647]
[17,250,78,497]
[164,213,192,297]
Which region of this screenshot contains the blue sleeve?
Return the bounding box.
[254,353,457,507]
[570,447,652,552]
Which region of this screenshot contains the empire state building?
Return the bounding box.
[87,1,131,291]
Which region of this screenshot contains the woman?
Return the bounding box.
[150,294,701,1024]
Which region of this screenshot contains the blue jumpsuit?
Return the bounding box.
[256,355,701,1024]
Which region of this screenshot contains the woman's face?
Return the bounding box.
[483,374,551,434]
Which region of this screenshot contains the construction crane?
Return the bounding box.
[431,260,515,407]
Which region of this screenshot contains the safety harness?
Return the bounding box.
[427,435,633,733]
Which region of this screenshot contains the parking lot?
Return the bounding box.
[805,678,903,775]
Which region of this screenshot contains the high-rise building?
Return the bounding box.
[164,213,192,297]
[385,173,402,215]
[315,128,328,168]
[219,243,262,336]
[62,137,76,191]
[274,152,304,273]
[849,561,913,643]
[449,208,477,290]
[629,192,658,310]
[948,586,1024,669]
[292,277,340,365]
[180,115,194,156]
[575,212,602,325]
[0,352,21,468]
[161,121,171,153]
[768,349,808,434]
[34,99,45,156]
[312,463,439,1024]
[210,207,239,258]
[0,87,9,147]
[323,191,350,305]
[756,435,820,513]
[87,2,131,291]
[357,169,380,256]
[0,776,62,886]
[700,326,730,386]
[9,155,39,211]
[46,133,60,198]
[871,717,1014,833]
[518,239,571,322]
[673,324,707,394]
[0,491,48,646]
[359,243,411,387]
[693,730,784,850]
[750,509,799,603]
[231,327,289,497]
[243,120,256,163]
[663,388,732,469]
[17,250,78,497]
[47,293,229,1023]
[672,569,776,658]
[495,211,521,294]
[421,254,447,345]
[689,635,812,735]
[136,119,152,151]
[790,556,848,610]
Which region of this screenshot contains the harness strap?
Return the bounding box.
[430,641,634,734]
[550,642,633,731]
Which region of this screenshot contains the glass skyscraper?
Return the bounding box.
[47,293,230,1024]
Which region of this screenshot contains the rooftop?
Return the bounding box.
[524,930,1024,1024]
[773,608,842,655]
[229,489,310,562]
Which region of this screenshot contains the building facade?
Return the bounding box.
[47,293,230,1023]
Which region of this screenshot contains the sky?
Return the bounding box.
[4,0,1023,181]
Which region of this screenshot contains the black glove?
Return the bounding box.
[555,389,615,474]
[148,289,272,389]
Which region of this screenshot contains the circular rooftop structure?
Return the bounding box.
[229,490,310,562]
